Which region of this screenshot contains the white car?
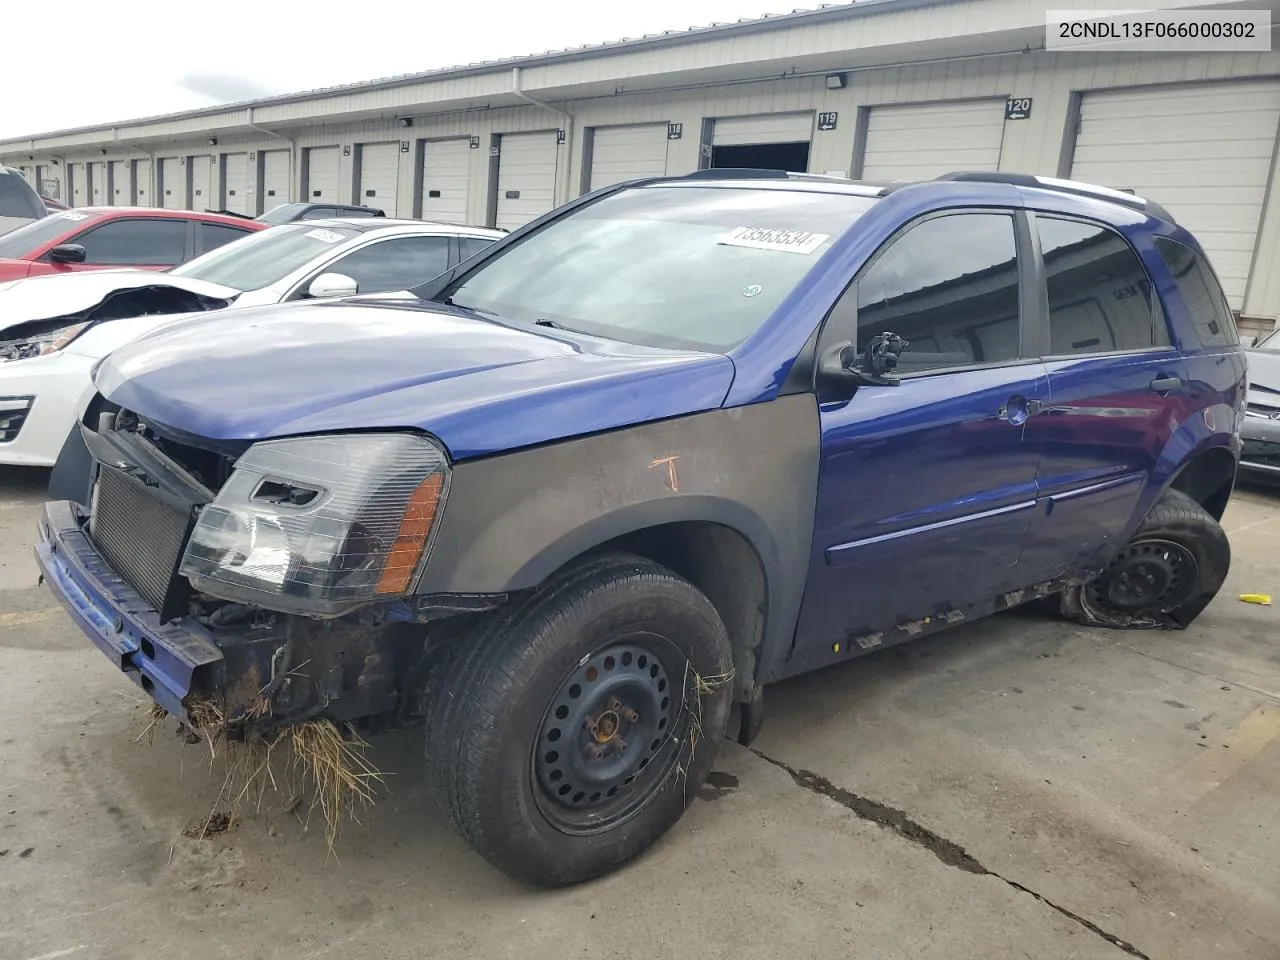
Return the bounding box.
[0,218,504,466]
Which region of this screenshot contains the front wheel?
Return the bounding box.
[426,553,734,885]
[1054,488,1230,629]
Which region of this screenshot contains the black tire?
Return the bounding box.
[425,553,734,886]
[1053,488,1230,630]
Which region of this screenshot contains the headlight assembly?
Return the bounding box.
[0,322,90,362]
[179,432,450,616]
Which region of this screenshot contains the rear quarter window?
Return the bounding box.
[1154,237,1239,348]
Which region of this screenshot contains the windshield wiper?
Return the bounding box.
[534,318,563,329]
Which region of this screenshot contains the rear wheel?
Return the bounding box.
[426,553,734,885]
[1054,488,1230,629]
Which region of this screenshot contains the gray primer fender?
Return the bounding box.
[416,394,821,687]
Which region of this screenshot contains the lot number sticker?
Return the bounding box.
[61,211,91,221]
[304,228,345,244]
[719,226,830,255]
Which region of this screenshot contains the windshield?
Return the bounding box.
[0,210,97,258]
[170,222,360,291]
[446,184,878,351]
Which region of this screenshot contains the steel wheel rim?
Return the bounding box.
[1087,538,1199,613]
[532,632,686,836]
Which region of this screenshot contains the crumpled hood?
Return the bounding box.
[1246,348,1280,413]
[93,298,736,460]
[0,270,238,334]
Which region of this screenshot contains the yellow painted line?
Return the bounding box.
[0,609,56,628]
[1160,705,1280,809]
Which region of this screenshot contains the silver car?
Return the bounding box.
[162,217,504,305]
[0,166,48,237]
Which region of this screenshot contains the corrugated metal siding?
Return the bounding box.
[222,153,250,214]
[14,45,1280,320]
[305,147,340,203]
[419,139,471,224]
[260,150,290,213]
[860,100,1007,179]
[589,124,669,190]
[1071,80,1280,311]
[358,142,400,214]
[496,131,559,230]
[160,158,184,208]
[712,112,813,145]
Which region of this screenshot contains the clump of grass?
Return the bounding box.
[676,662,734,787]
[135,695,387,855]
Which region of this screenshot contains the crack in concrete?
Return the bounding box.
[750,749,1151,960]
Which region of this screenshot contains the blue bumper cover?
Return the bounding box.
[35,500,221,724]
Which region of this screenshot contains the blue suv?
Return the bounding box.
[36,169,1246,886]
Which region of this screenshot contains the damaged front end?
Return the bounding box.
[1,283,233,362]
[36,397,495,742]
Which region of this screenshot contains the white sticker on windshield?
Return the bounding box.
[61,211,90,221]
[304,228,345,244]
[718,226,830,255]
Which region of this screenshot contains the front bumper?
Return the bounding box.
[0,351,96,466]
[35,498,222,724]
[1240,414,1280,479]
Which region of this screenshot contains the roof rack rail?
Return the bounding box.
[679,167,793,180]
[933,171,1176,224]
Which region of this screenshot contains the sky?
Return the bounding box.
[3,0,801,139]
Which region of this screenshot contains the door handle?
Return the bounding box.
[1150,375,1182,393]
[998,396,1046,425]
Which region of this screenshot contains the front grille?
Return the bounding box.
[0,397,33,443]
[89,465,195,616]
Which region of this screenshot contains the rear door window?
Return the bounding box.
[319,235,452,294]
[1153,236,1239,347]
[1036,216,1168,355]
[70,218,189,265]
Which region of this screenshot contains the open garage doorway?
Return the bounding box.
[709,113,814,174]
[711,141,810,172]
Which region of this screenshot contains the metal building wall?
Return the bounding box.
[9,41,1280,322]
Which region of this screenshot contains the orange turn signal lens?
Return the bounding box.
[376,473,445,595]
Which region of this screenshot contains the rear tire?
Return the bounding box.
[425,553,734,885]
[1053,488,1230,629]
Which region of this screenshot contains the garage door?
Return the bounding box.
[860,100,1007,180]
[1071,81,1280,310]
[135,160,153,206]
[496,132,559,231]
[260,149,290,213]
[68,163,88,206]
[418,140,471,224]
[712,113,812,146]
[190,155,212,210]
[358,142,399,215]
[306,147,340,204]
[160,158,184,208]
[88,162,107,204]
[588,124,670,192]
[110,160,131,204]
[222,153,250,215]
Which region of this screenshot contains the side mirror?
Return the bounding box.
[48,243,87,264]
[307,272,359,299]
[817,332,907,389]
